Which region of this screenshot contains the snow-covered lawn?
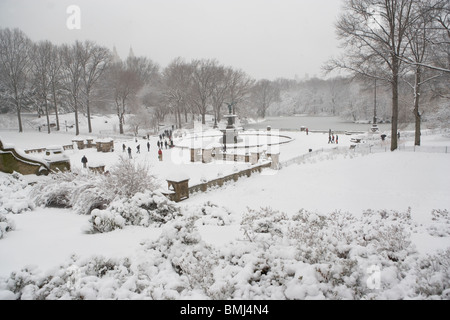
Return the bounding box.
[1,114,449,300]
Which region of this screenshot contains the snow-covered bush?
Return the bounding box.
[0,256,136,300]
[88,209,126,233]
[86,190,181,233]
[360,208,416,262]
[413,249,450,298]
[1,207,449,300]
[103,156,158,199]
[31,157,159,216]
[241,207,288,244]
[0,213,15,239]
[427,209,450,237]
[0,172,34,214]
[192,201,234,226]
[31,169,109,215]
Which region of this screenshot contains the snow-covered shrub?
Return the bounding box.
[241,207,288,242]
[0,256,136,300]
[87,209,126,233]
[413,249,450,299]
[0,172,34,214]
[193,201,234,226]
[86,190,181,233]
[103,156,158,199]
[427,209,450,237]
[140,214,216,298]
[31,157,159,216]
[360,208,416,262]
[112,191,180,227]
[31,169,109,215]
[0,213,15,239]
[2,207,448,300]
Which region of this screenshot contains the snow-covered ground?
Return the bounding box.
[1,113,449,300]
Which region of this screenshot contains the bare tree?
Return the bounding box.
[325,0,419,151]
[79,41,111,133]
[0,28,32,132]
[402,0,446,146]
[251,79,280,119]
[61,41,84,136]
[227,68,254,118]
[401,0,450,74]
[189,59,219,125]
[162,57,193,129]
[211,65,230,126]
[48,44,64,131]
[108,62,139,134]
[31,41,54,134]
[107,55,158,134]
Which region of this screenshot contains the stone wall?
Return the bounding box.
[0,140,50,175]
[188,161,271,195]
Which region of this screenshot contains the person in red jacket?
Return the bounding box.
[158,148,163,161]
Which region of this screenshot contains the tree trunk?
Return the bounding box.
[177,108,182,129]
[45,100,50,134]
[17,106,23,133]
[390,58,399,152]
[413,67,422,146]
[119,121,124,134]
[74,101,79,136]
[52,86,60,131]
[15,87,23,133]
[86,95,92,133]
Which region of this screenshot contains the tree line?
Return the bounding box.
[0,28,281,135]
[1,0,448,153]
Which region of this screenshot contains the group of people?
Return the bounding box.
[158,129,173,150]
[117,129,175,161]
[328,129,338,144]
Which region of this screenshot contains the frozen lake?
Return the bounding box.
[243,115,413,133]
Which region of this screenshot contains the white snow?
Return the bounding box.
[0,113,449,300]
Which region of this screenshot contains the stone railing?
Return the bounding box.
[188,161,272,195]
[163,161,272,203]
[0,139,50,175]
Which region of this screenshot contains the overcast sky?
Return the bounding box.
[0,0,344,80]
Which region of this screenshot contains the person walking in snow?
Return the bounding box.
[122,143,126,152]
[81,155,88,168]
[157,140,160,149]
[158,148,163,161]
[147,141,150,152]
[127,146,132,159]
[164,140,168,149]
[136,144,140,154]
[336,135,339,144]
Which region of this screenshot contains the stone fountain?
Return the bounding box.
[220,102,243,148]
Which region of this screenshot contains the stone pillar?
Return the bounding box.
[202,148,212,163]
[250,152,260,165]
[72,139,85,150]
[86,138,94,148]
[166,178,190,202]
[267,152,280,170]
